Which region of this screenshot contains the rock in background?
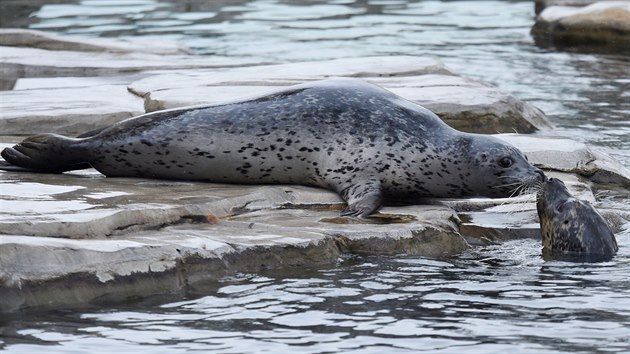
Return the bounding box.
[531,1,630,52]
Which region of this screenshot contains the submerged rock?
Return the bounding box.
[0,29,265,87]
[531,1,630,51]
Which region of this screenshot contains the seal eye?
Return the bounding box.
[498,157,513,168]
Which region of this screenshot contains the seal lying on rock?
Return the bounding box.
[1,79,545,217]
[537,178,618,262]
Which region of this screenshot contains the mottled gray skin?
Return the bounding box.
[2,79,544,216]
[537,178,618,262]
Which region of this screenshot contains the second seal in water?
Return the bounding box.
[537,177,618,262]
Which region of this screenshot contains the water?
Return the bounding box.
[3,239,630,353]
[1,0,629,353]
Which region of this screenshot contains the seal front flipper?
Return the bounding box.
[1,134,90,173]
[339,178,383,218]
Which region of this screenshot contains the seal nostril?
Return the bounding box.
[536,169,546,182]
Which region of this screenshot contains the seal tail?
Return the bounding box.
[1,134,91,173]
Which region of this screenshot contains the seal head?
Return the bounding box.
[461,135,544,198]
[536,178,618,262]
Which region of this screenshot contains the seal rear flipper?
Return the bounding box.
[1,134,90,173]
[0,160,40,173]
[339,178,383,217]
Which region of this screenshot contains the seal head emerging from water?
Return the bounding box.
[1,79,544,216]
[537,178,618,262]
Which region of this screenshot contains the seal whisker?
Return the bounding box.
[490,181,523,189]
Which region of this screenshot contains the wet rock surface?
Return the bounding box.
[128,60,551,134]
[0,162,466,312]
[0,29,552,135]
[1,32,628,312]
[531,1,630,51]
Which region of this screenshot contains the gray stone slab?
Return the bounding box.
[132,66,551,134]
[0,45,265,79]
[0,55,552,135]
[534,0,601,14]
[497,134,630,187]
[0,187,465,312]
[0,28,191,54]
[0,83,145,136]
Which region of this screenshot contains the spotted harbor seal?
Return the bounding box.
[1,79,545,216]
[537,178,618,262]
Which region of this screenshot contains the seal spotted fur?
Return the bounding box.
[536,177,618,261]
[1,79,544,216]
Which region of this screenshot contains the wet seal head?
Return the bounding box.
[536,178,618,262]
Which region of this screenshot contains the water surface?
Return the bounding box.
[3,238,630,353]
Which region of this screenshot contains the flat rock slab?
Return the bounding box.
[0,213,463,312]
[0,83,145,136]
[128,56,455,95]
[531,1,630,51]
[0,28,191,54]
[534,0,601,14]
[1,55,552,135]
[139,74,551,134]
[497,134,630,187]
[0,45,265,79]
[2,130,629,311]
[0,162,465,312]
[129,58,551,134]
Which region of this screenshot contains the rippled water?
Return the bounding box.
[3,238,630,353]
[1,0,629,353]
